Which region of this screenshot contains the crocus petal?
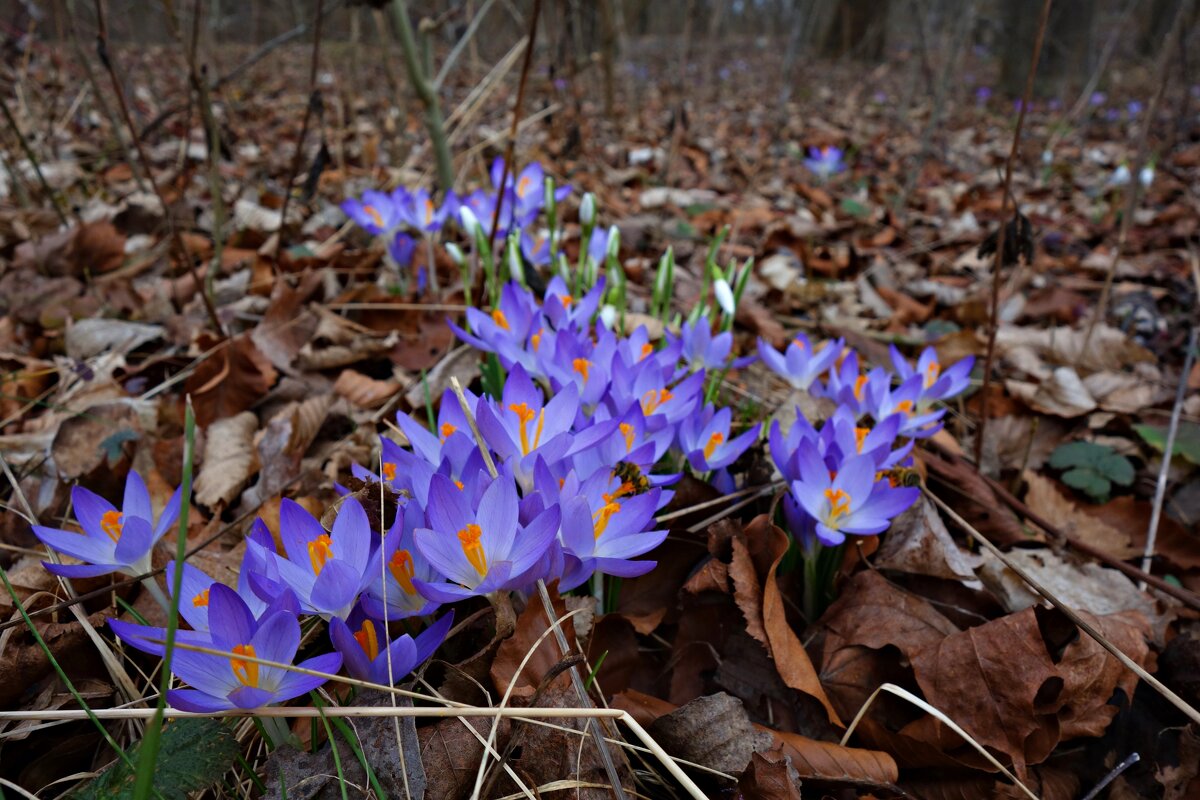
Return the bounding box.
[168,689,236,712]
[329,616,373,681]
[227,685,279,710]
[122,471,153,522]
[32,525,115,565]
[331,498,371,574]
[206,583,257,654]
[71,487,117,541]
[273,652,343,700]
[153,485,185,540]
[112,516,155,568]
[279,499,326,564]
[44,561,119,578]
[309,560,361,619]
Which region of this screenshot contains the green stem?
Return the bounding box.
[389,0,455,192]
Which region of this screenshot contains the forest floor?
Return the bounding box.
[1,30,1200,800]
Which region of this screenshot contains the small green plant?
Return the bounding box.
[1133,422,1200,467]
[1047,440,1135,502]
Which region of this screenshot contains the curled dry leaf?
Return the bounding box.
[873,495,984,582]
[648,692,776,777]
[1022,471,1136,559]
[737,750,803,800]
[490,585,578,700]
[194,411,259,508]
[249,270,322,370]
[745,514,844,726]
[994,324,1154,375]
[1006,366,1097,418]
[818,570,1151,776]
[65,318,163,361]
[185,334,278,428]
[332,368,401,409]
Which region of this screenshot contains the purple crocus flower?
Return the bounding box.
[448,281,542,373]
[164,584,341,712]
[476,364,584,485]
[557,472,667,591]
[863,374,946,439]
[887,345,973,409]
[1090,91,1107,107]
[329,609,453,684]
[757,334,841,391]
[342,190,399,236]
[974,86,992,106]
[413,471,560,600]
[803,146,846,180]
[33,471,184,578]
[389,231,415,266]
[360,503,442,621]
[396,187,454,233]
[586,226,610,265]
[669,320,754,374]
[790,443,918,546]
[1127,100,1144,117]
[678,404,760,471]
[255,498,389,620]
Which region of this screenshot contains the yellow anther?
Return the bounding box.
[364,206,384,228]
[308,534,334,576]
[639,343,654,361]
[100,510,123,542]
[440,422,457,440]
[925,361,941,388]
[458,524,487,576]
[531,328,544,351]
[354,620,380,661]
[491,309,511,330]
[382,462,397,482]
[640,388,674,415]
[619,422,635,452]
[853,375,868,401]
[854,427,870,453]
[593,501,621,539]
[824,488,852,525]
[703,431,725,461]
[389,549,417,595]
[192,589,210,608]
[573,358,592,384]
[508,402,544,455]
[230,644,259,688]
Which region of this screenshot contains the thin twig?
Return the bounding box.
[1079,0,1193,360]
[91,0,226,337]
[275,0,326,263]
[0,92,70,225]
[973,0,1052,465]
[1139,326,1199,586]
[486,0,543,250]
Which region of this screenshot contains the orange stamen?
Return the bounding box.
[854,427,870,453]
[517,175,531,197]
[389,550,417,595]
[458,524,487,576]
[491,309,510,330]
[531,328,544,351]
[639,343,654,361]
[593,501,621,539]
[364,206,384,228]
[382,462,397,482]
[230,644,259,687]
[508,403,544,455]
[100,510,123,542]
[192,589,210,608]
[925,361,941,388]
[824,488,852,525]
[896,399,914,415]
[573,358,592,384]
[440,422,457,440]
[703,431,725,461]
[640,388,674,415]
[308,534,334,575]
[560,294,574,308]
[619,422,635,452]
[853,375,868,401]
[354,620,381,660]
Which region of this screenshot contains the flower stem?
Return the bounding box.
[140,577,170,614]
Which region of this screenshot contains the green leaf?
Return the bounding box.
[839,198,871,218]
[1047,440,1136,502]
[69,718,240,800]
[1133,422,1200,467]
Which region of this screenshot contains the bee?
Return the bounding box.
[882,466,923,488]
[611,461,651,496]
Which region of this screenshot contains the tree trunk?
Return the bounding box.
[818,0,890,60]
[1001,0,1094,98]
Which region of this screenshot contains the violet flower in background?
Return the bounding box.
[678,404,761,471]
[342,190,398,236]
[33,470,183,578]
[803,146,846,180]
[757,334,841,391]
[887,345,973,409]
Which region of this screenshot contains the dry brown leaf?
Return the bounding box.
[490,586,577,699]
[730,535,769,648]
[186,333,278,428]
[1022,471,1136,559]
[873,495,983,581]
[738,750,803,800]
[1006,367,1097,418]
[194,411,259,508]
[249,270,322,370]
[747,514,844,726]
[994,324,1154,375]
[333,368,400,409]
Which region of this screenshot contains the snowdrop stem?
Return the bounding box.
[258,714,296,750]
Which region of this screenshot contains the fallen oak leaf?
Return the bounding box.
[185,333,278,427]
[194,411,259,508]
[746,514,844,726]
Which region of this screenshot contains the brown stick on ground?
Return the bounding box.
[973,0,1052,466]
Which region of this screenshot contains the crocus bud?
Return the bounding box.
[605,225,621,259]
[599,304,618,330]
[445,242,465,265]
[580,193,596,226]
[1139,164,1154,188]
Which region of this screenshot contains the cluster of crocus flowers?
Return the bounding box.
[760,337,974,548]
[802,146,847,181]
